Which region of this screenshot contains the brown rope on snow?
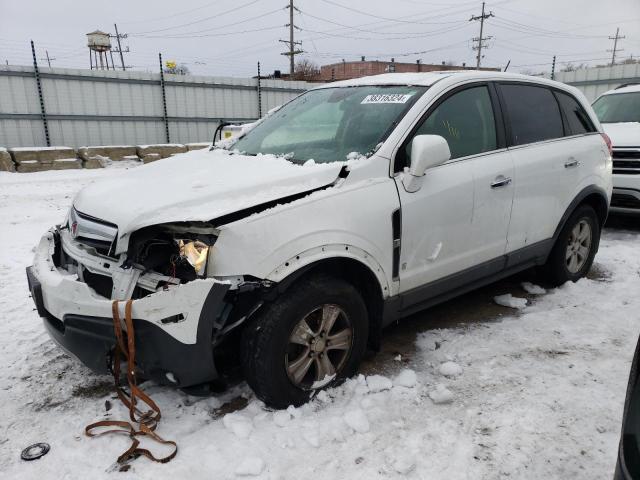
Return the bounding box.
[85,299,177,465]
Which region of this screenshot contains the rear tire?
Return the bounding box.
[241,275,368,409]
[541,204,600,286]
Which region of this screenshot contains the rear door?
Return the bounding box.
[497,83,579,252]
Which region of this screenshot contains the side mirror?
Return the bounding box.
[403,135,451,193]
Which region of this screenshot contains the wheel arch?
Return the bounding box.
[271,255,387,351]
[553,185,609,243]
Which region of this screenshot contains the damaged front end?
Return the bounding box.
[25,208,265,390]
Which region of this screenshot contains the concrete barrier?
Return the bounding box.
[0,148,16,172]
[186,142,210,151]
[78,146,141,169]
[8,147,82,172]
[137,144,188,163]
[0,142,207,172]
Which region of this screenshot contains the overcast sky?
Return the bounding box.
[1,0,639,77]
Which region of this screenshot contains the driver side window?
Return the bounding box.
[404,86,497,167]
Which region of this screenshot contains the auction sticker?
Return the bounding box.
[361,93,414,104]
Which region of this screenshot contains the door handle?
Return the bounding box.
[564,158,580,168]
[491,176,512,188]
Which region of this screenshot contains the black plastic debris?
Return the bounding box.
[21,443,50,461]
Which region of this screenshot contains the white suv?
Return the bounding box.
[27,71,612,408]
[592,84,640,215]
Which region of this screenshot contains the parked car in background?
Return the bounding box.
[27,71,612,408]
[593,84,640,215]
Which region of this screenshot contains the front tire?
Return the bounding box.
[241,275,368,409]
[541,204,600,286]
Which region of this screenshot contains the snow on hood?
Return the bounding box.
[601,122,640,148]
[72,148,343,239]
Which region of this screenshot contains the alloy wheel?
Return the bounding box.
[566,219,592,274]
[285,304,353,390]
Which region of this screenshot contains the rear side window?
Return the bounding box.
[555,91,596,135]
[500,84,564,146]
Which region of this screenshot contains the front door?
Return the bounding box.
[395,84,514,294]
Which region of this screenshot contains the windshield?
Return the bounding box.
[231,85,427,164]
[592,92,640,123]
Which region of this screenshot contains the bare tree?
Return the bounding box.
[293,59,320,80]
[561,62,588,72]
[163,61,190,75]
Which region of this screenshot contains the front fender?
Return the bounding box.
[209,176,400,296]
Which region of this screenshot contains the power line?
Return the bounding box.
[608,27,625,66]
[469,1,494,69]
[298,22,472,42]
[280,0,303,76]
[132,8,282,38]
[135,25,283,40]
[130,0,261,35]
[318,0,479,25]
[298,8,465,35]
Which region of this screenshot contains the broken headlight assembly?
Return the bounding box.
[129,223,219,284]
[176,239,211,277]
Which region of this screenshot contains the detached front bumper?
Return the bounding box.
[26,229,230,387]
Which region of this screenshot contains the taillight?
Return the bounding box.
[601,132,613,157]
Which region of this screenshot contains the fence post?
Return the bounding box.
[31,40,50,146]
[158,53,170,143]
[257,61,262,118]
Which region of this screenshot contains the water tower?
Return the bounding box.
[87,30,115,70]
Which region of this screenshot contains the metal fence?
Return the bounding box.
[0,65,311,148]
[549,63,640,102]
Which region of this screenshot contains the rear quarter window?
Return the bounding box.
[555,91,596,135]
[500,84,564,146]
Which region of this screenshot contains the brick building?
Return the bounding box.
[316,58,499,82]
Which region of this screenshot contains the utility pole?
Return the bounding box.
[551,55,556,80]
[469,2,494,69]
[40,50,55,68]
[608,28,625,67]
[112,23,129,71]
[279,0,303,76]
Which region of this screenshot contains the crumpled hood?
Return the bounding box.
[602,122,640,147]
[73,149,342,238]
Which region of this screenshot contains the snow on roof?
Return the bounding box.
[602,84,640,95]
[311,70,571,90]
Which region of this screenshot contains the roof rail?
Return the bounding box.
[615,82,640,90]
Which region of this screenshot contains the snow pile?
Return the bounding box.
[343,409,370,434]
[429,385,455,404]
[439,361,463,377]
[235,457,265,476]
[522,282,546,295]
[394,369,418,388]
[494,293,528,309]
[366,374,393,392]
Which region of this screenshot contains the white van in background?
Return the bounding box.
[593,84,640,215]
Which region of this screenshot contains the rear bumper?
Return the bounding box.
[27,230,231,387]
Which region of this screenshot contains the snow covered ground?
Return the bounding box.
[1,167,639,479]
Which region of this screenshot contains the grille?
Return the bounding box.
[611,193,640,210]
[613,149,640,175]
[69,207,118,256]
